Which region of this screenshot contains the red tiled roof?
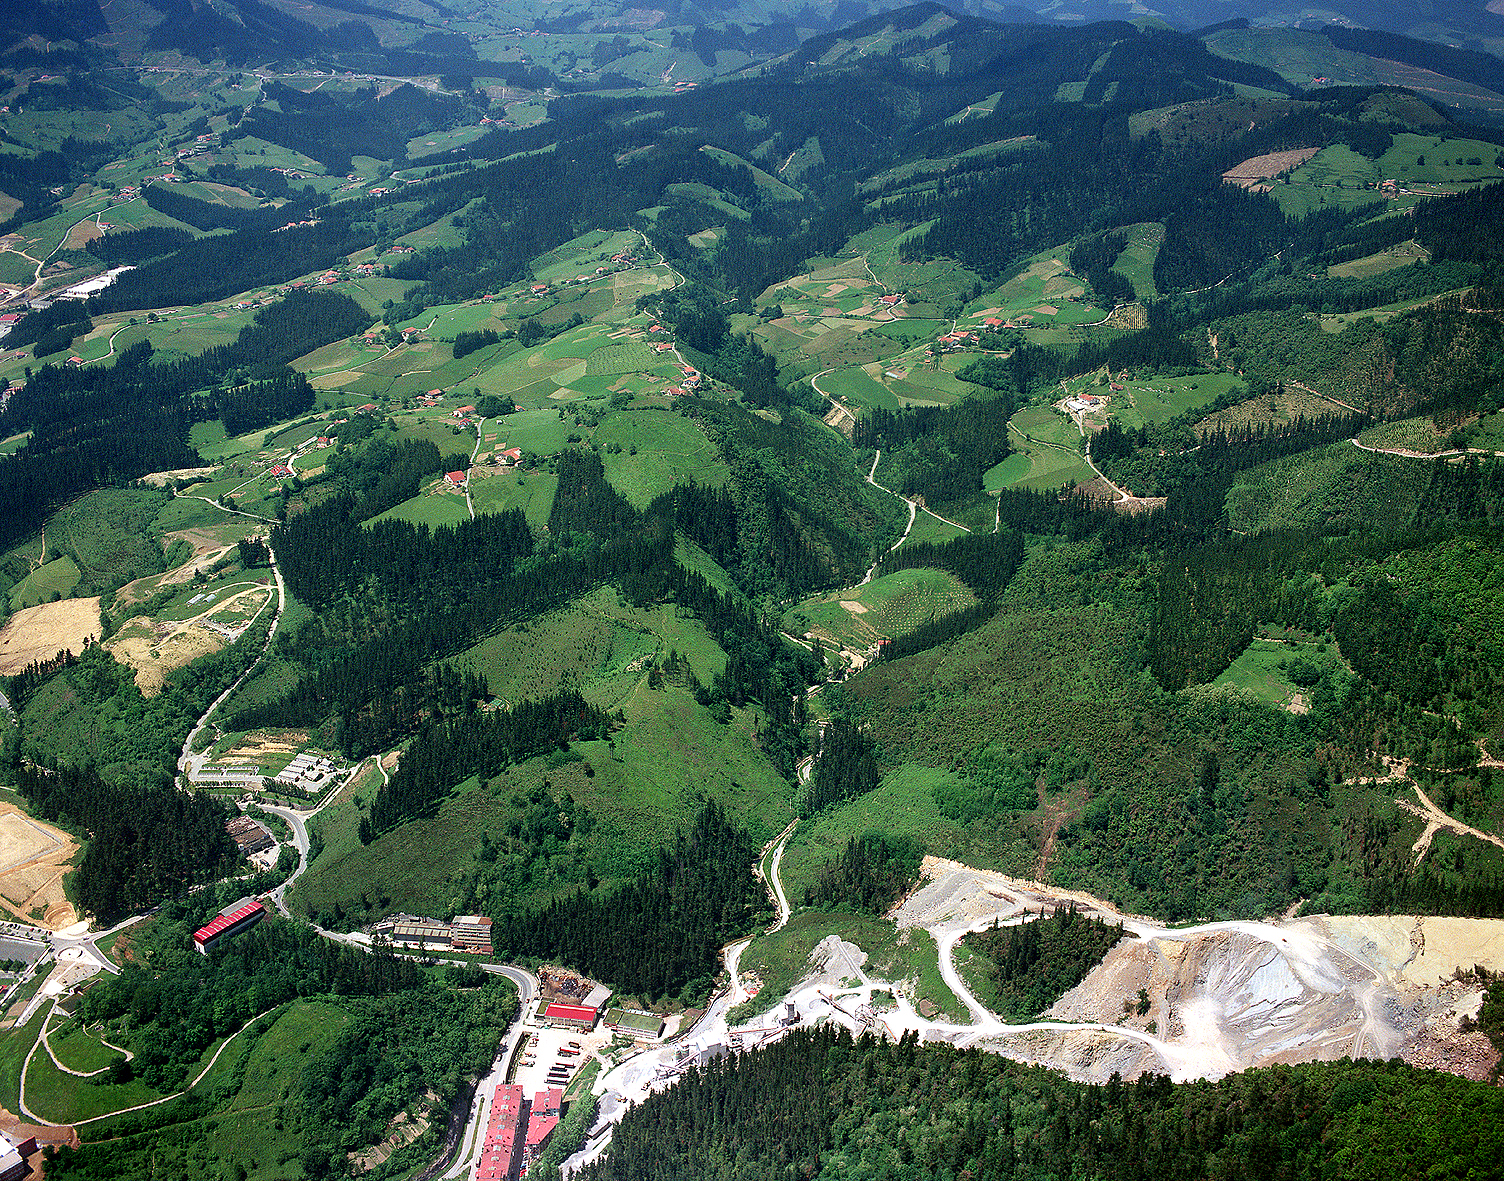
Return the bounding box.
[544,1002,597,1023]
[193,901,265,945]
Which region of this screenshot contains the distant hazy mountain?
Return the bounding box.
[6,0,1501,75]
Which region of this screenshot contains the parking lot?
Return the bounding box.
[510,1020,613,1095]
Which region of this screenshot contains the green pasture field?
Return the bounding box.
[595,408,730,507]
[1318,289,1473,334]
[66,1004,326,1180]
[47,1018,122,1075]
[397,204,472,252]
[469,468,558,529]
[388,412,476,453]
[0,432,30,456]
[407,124,490,159]
[225,1000,350,1114]
[173,181,258,208]
[585,341,661,376]
[22,1021,171,1123]
[850,221,983,312]
[865,318,948,344]
[1209,637,1340,711]
[673,535,739,599]
[664,182,749,221]
[9,556,82,609]
[531,230,647,287]
[0,1007,45,1112]
[783,568,976,652]
[342,275,414,316]
[94,197,200,233]
[367,484,472,529]
[293,682,789,924]
[1377,134,1504,187]
[1328,239,1428,279]
[820,366,899,411]
[699,147,802,202]
[532,285,616,327]
[150,497,251,540]
[1012,405,1083,449]
[223,137,326,176]
[996,426,1093,493]
[786,762,1038,898]
[970,247,1105,328]
[402,300,505,339]
[456,585,727,706]
[1111,222,1164,300]
[1106,373,1240,429]
[494,408,575,455]
[728,909,965,1026]
[1,102,158,153]
[984,453,1033,492]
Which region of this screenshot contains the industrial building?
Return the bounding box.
[186,761,264,791]
[192,900,267,954]
[0,1131,37,1181]
[274,752,339,794]
[369,914,494,956]
[604,1007,665,1040]
[450,914,494,955]
[225,814,275,856]
[539,1002,599,1031]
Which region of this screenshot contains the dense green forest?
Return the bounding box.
[963,905,1128,1019]
[583,1027,1504,1181]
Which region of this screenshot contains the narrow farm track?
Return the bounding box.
[19,1004,279,1127]
[466,415,486,518]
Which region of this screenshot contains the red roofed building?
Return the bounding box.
[269,464,293,478]
[522,1088,563,1173]
[478,1083,525,1181]
[542,1002,598,1030]
[501,447,523,464]
[193,901,266,954]
[984,316,1005,327]
[446,470,467,488]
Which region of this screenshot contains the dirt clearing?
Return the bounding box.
[1223,148,1320,186]
[0,598,101,675]
[138,466,218,487]
[0,803,78,929]
[107,584,271,694]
